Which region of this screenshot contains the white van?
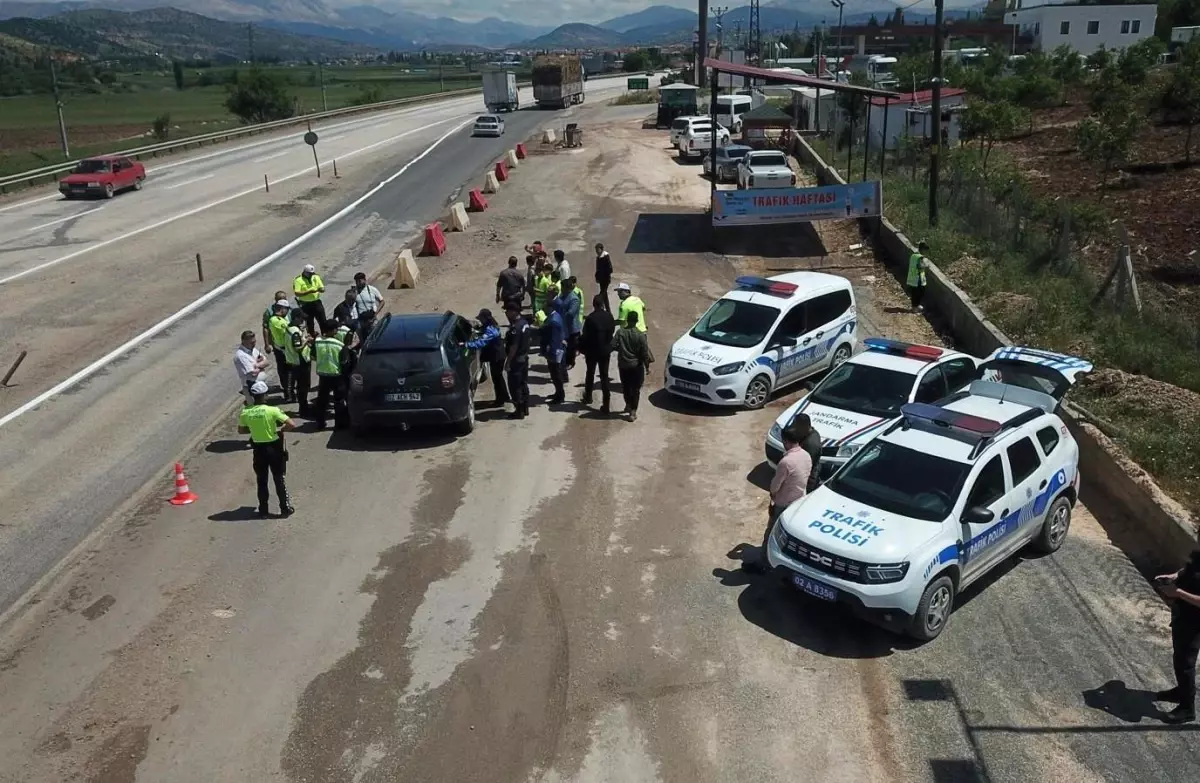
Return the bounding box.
[715,94,754,133]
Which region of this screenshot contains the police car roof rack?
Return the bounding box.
[734,275,798,297]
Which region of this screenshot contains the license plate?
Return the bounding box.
[385,392,421,402]
[674,380,702,392]
[792,573,837,602]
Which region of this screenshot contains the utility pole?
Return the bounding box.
[712,6,728,58]
[49,55,69,159]
[698,0,709,89]
[248,23,255,65]
[929,0,944,226]
[748,0,761,66]
[318,62,327,111]
[438,57,444,91]
[830,0,845,80]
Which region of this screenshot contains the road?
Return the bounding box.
[0,101,1197,783]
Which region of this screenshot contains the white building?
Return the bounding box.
[1004,1,1158,55]
[867,88,968,151]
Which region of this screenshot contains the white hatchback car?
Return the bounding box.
[664,273,857,409]
[765,338,980,479]
[472,114,505,137]
[765,347,1093,641]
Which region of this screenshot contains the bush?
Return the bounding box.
[348,86,383,106]
[224,68,294,124]
[152,113,171,141]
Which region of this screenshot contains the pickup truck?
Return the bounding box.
[736,150,796,189]
[676,122,731,162]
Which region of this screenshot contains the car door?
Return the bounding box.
[959,455,1012,580]
[1003,435,1049,544]
[763,303,808,386]
[939,356,979,394]
[796,290,853,377]
[115,158,134,188]
[912,365,948,404]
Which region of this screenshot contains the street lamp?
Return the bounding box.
[830,0,846,81]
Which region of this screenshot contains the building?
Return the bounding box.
[826,20,1016,59]
[1003,1,1158,55]
[867,88,968,150]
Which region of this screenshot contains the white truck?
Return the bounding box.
[736,150,796,189]
[482,70,519,113]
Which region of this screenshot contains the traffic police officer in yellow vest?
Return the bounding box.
[293,263,327,335]
[615,282,647,333]
[238,380,296,518]
[267,299,293,401]
[313,322,347,429]
[284,308,313,418]
[907,240,930,313]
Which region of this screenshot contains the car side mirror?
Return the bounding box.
[961,506,995,526]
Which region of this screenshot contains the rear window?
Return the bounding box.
[671,118,689,130]
[750,153,788,168]
[365,315,446,352]
[362,349,444,374]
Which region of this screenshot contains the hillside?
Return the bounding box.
[522,23,625,49]
[597,5,695,33]
[0,7,378,61]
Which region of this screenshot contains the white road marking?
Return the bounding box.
[164,174,214,190]
[252,149,291,164]
[0,193,61,213]
[0,116,463,287]
[8,207,105,237]
[0,116,472,430]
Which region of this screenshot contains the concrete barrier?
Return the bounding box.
[542,129,557,145]
[789,132,1197,563]
[449,202,470,232]
[392,249,419,289]
[506,149,520,168]
[468,189,488,212]
[483,171,500,193]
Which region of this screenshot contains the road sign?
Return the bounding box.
[304,131,318,146]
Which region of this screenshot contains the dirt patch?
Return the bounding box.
[1081,368,1200,428]
[981,292,1037,338]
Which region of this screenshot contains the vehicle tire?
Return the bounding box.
[133,177,143,191]
[1032,495,1072,554]
[830,344,852,369]
[909,575,955,642]
[455,394,476,436]
[743,374,772,410]
[102,184,115,199]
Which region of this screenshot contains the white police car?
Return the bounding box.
[765,347,1093,641]
[664,273,857,409]
[765,338,980,478]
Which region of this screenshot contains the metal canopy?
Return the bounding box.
[702,57,902,99]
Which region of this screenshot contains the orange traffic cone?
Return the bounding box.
[169,462,198,505]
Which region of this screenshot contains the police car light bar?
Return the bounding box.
[734,276,799,297]
[900,403,1002,439]
[863,337,943,361]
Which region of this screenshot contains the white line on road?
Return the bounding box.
[164,174,215,190]
[0,193,61,214]
[252,150,291,164]
[0,116,473,431]
[0,116,462,286]
[9,207,105,236]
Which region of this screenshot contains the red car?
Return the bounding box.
[58,155,146,199]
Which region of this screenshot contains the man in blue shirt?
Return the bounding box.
[558,276,583,370]
[466,308,508,408]
[541,290,567,405]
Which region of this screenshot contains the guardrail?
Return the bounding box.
[0,85,488,194]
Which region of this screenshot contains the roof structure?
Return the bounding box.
[659,83,700,92]
[702,57,903,100]
[868,87,968,107]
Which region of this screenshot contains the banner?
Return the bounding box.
[712,181,883,226]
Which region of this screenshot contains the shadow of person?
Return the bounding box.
[1082,680,1167,723]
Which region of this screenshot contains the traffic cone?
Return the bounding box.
[169,462,198,505]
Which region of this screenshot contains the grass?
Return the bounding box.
[610,88,658,106]
[0,65,494,177]
[805,135,1200,515]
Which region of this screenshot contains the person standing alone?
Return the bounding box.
[746,422,813,573]
[594,243,613,312]
[293,264,327,334]
[580,294,615,413]
[609,311,653,421]
[1154,549,1200,724]
[237,380,296,518]
[907,241,930,313]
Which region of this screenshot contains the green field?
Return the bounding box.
[0,65,515,177]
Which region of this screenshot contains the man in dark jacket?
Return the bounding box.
[1155,549,1200,724]
[609,311,653,421]
[467,309,508,408]
[789,412,823,491]
[496,256,526,313]
[504,303,533,419]
[579,294,615,412]
[594,243,614,313]
[541,293,568,405]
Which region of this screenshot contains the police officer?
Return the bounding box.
[267,299,293,402]
[615,282,647,333]
[313,322,345,429]
[504,301,532,420]
[284,308,313,418]
[1155,549,1200,724]
[293,264,327,334]
[237,380,296,517]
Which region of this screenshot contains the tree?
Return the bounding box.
[1088,63,1134,116]
[1048,45,1085,104]
[622,50,649,73]
[1013,64,1060,135]
[1116,37,1165,87]
[894,51,931,91]
[1086,46,1112,71]
[962,100,1023,173]
[1076,106,1140,195]
[172,60,184,90]
[836,71,870,128]
[1158,37,1200,162]
[224,68,294,124]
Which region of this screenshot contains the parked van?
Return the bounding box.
[715,94,754,134]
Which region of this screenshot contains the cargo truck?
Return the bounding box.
[482,69,519,112]
[532,55,585,109]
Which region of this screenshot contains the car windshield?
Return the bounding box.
[751,153,787,167]
[724,148,749,160]
[690,298,779,348]
[827,441,970,522]
[74,159,111,174]
[807,363,916,417]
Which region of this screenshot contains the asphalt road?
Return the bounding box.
[0,100,1195,783]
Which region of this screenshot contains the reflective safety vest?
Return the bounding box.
[335,324,352,344]
[294,274,324,303]
[534,309,547,327]
[268,314,290,349]
[284,325,310,366]
[239,404,289,443]
[618,295,647,333]
[907,252,927,288]
[314,336,343,377]
[570,285,585,329]
[533,273,552,310]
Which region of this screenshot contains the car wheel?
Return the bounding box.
[743,375,772,409]
[909,575,955,642]
[830,344,852,369]
[1032,495,1072,554]
[455,394,476,435]
[102,183,114,199]
[134,178,143,191]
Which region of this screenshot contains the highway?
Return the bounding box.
[0,91,1195,783]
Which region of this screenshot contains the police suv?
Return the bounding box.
[765,338,980,479]
[664,273,857,409]
[765,347,1093,641]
